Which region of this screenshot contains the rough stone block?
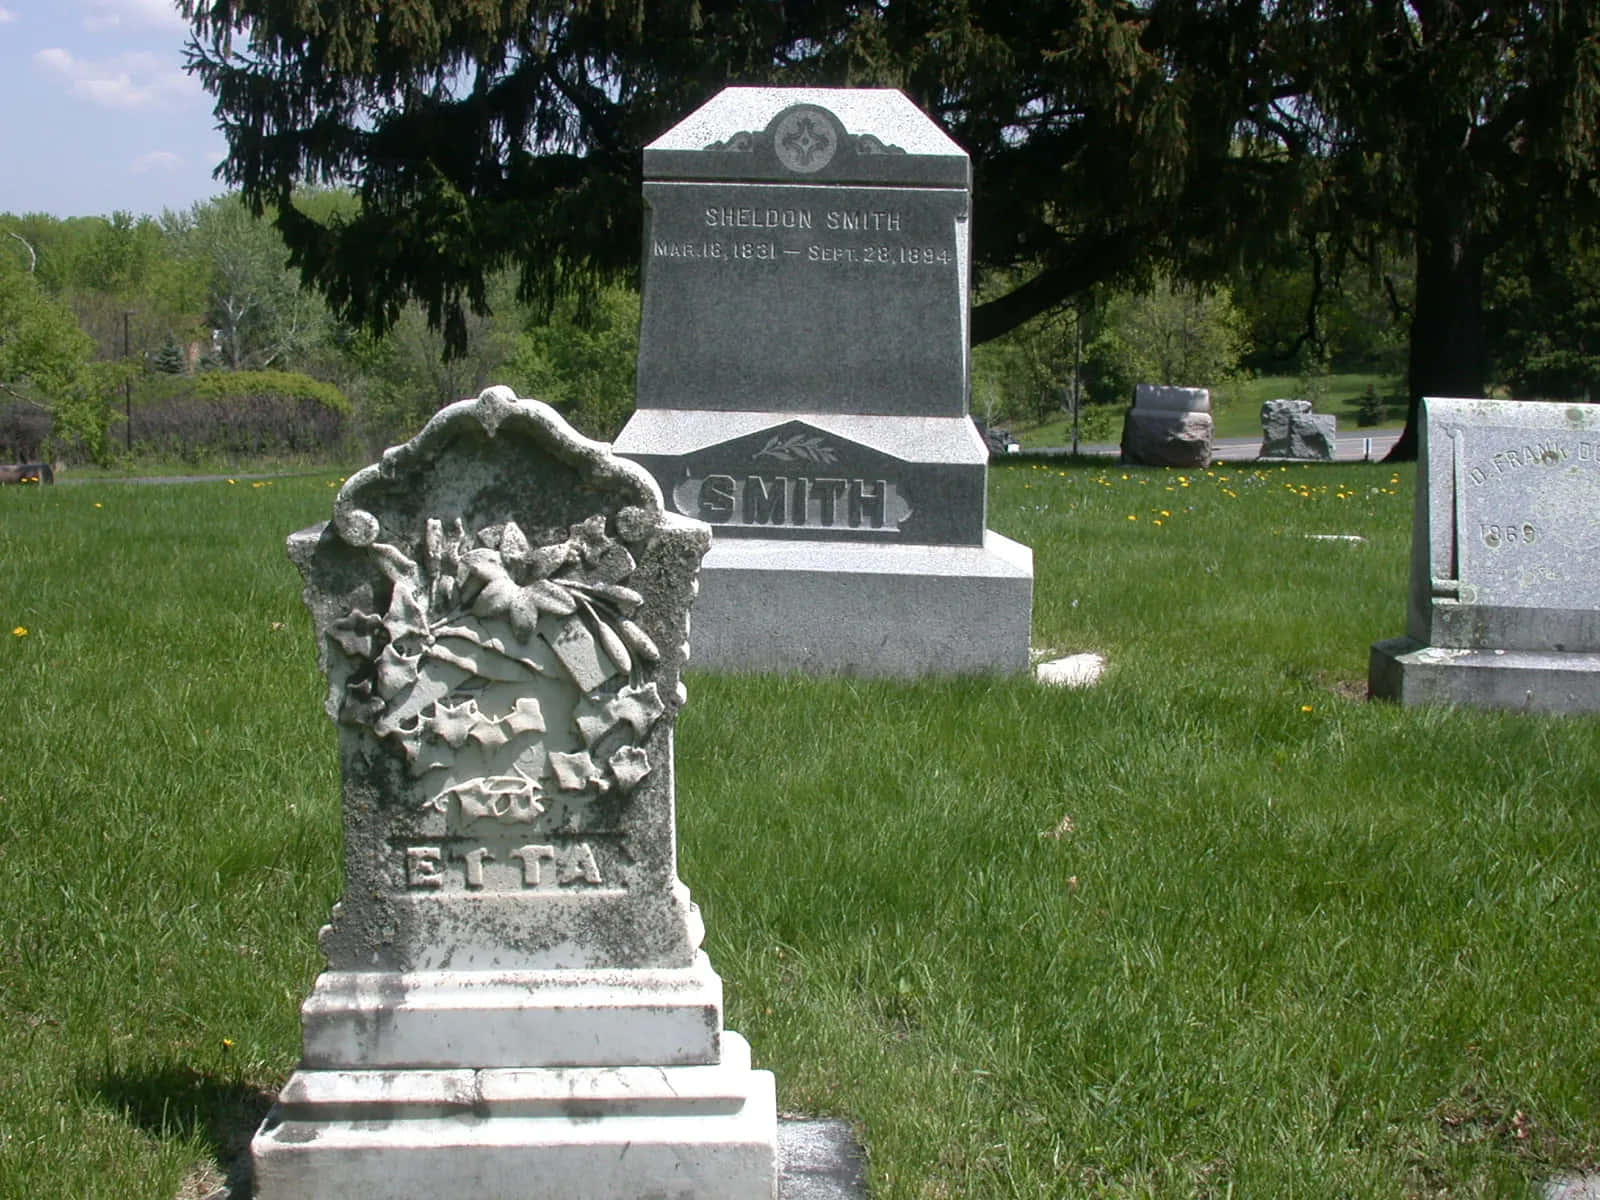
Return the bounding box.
[1120,408,1213,467]
[1260,397,1336,460]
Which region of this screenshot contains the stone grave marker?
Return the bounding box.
[1370,396,1600,713]
[613,87,1033,677]
[1259,397,1335,461]
[252,386,777,1198]
[1120,384,1213,467]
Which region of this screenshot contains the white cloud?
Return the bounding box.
[34,46,198,111]
[81,0,187,34]
[131,150,183,174]
[0,8,18,24]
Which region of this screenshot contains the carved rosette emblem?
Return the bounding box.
[773,107,837,174]
[326,505,667,829]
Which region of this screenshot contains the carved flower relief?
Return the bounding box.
[327,509,667,828]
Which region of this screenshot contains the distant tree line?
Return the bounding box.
[1,182,1595,466]
[0,195,639,465]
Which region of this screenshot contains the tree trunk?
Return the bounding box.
[1384,226,1487,461]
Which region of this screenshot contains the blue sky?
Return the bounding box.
[0,0,229,218]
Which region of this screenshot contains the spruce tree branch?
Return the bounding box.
[970,231,1143,344]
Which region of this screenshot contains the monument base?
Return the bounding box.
[300,957,725,1069]
[1369,636,1600,714]
[686,531,1033,677]
[252,1033,777,1200]
[1120,408,1213,468]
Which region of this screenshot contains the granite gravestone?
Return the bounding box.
[613,87,1033,677]
[1120,384,1213,468]
[1370,396,1600,713]
[1259,398,1336,461]
[252,387,777,1199]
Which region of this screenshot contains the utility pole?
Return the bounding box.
[124,310,133,454]
[1070,300,1083,456]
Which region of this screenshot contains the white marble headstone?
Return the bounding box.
[253,387,777,1199]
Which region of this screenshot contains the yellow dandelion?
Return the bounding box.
[1160,510,1170,517]
[1127,514,1138,521]
[227,478,237,485]
[11,626,27,637]
[93,502,103,509]
[1153,519,1164,526]
[1300,704,1314,713]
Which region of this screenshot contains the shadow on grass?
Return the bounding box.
[92,1064,274,1200]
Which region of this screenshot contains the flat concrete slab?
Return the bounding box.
[1546,1173,1600,1200]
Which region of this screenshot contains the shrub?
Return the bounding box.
[0,401,52,462]
[1356,383,1385,427]
[116,369,354,462]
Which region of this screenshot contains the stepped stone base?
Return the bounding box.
[300,958,725,1069]
[686,531,1033,677]
[252,1033,777,1200]
[1369,636,1600,714]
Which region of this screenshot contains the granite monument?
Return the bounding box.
[1370,396,1600,713]
[613,87,1033,677]
[252,386,777,1198]
[1259,397,1336,461]
[1120,384,1213,468]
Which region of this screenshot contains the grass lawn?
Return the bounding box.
[2,460,1597,1198]
[1017,372,1409,448]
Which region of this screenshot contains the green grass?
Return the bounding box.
[3,461,1598,1199]
[1016,372,1408,447]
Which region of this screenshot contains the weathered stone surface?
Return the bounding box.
[615,87,1033,676]
[1260,398,1336,461]
[1369,395,1600,713]
[687,532,1033,677]
[619,410,989,547]
[254,386,777,1199]
[1120,408,1213,468]
[1135,384,1211,413]
[634,88,969,420]
[288,387,706,975]
[254,1034,777,1200]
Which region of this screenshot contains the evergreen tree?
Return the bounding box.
[182,0,1600,457]
[154,335,188,375]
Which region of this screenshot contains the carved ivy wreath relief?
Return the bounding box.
[327,506,666,830]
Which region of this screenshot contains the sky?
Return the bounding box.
[0,0,230,219]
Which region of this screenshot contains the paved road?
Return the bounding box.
[1033,429,1402,463]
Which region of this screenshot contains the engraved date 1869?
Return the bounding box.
[1480,522,1537,548]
